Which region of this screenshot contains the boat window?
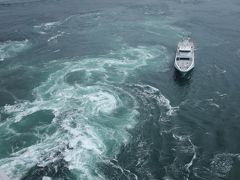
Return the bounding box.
[180,58,190,60]
[179,50,191,53]
[176,57,190,61]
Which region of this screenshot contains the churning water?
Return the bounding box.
[0,0,240,179]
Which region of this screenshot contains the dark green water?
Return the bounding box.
[0,0,240,179]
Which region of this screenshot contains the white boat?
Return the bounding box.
[174,38,194,73]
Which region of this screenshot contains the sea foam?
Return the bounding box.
[0,45,168,179]
[0,40,31,61]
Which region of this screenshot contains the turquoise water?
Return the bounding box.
[0,0,240,179]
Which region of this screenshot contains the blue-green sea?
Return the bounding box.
[0,0,240,179]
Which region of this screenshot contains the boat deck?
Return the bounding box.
[175,60,193,71]
[174,38,195,72]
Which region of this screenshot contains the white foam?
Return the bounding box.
[47,31,65,42]
[0,40,31,61]
[0,131,63,179]
[184,138,197,177]
[84,91,117,114]
[132,84,179,116]
[172,134,188,142]
[53,49,60,53]
[209,102,220,108]
[34,11,102,35]
[1,45,164,179]
[163,176,174,180]
[205,98,220,108]
[42,176,52,180]
[210,153,240,178]
[216,91,227,97]
[214,65,226,74]
[34,21,61,33]
[171,134,197,180]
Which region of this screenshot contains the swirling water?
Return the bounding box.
[0,0,240,179]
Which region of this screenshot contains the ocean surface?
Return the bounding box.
[0,0,240,179]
